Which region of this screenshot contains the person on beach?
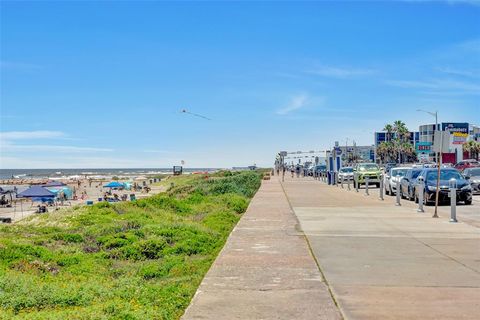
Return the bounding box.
[290,166,294,178]
[295,165,300,178]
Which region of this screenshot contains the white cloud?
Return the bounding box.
[436,67,480,78]
[386,78,480,94]
[401,0,480,7]
[306,64,376,79]
[0,61,43,70]
[276,94,309,115]
[0,130,66,140]
[143,149,174,154]
[0,130,113,168]
[2,144,113,153]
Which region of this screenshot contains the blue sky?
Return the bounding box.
[1,1,479,168]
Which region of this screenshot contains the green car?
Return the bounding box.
[353,163,382,188]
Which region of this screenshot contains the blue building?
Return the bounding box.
[374,131,420,147]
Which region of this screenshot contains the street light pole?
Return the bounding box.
[417,109,441,218]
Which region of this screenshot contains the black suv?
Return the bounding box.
[414,168,472,205]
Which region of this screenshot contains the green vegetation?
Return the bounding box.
[377,120,417,163]
[0,171,262,320]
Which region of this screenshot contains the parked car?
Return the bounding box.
[338,167,354,182]
[384,162,397,174]
[413,168,472,205]
[385,167,411,196]
[307,165,317,176]
[463,167,480,195]
[353,163,381,188]
[399,168,423,200]
[314,165,327,176]
[454,159,480,172]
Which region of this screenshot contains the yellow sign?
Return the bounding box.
[453,132,468,138]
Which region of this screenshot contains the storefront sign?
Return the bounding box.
[452,132,468,145]
[416,141,432,153]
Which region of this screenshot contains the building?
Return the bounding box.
[470,124,480,142]
[337,145,375,163]
[281,151,326,166]
[376,122,475,164]
[417,124,438,161]
[374,131,420,147]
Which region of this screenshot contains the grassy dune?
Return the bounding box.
[0,171,262,319]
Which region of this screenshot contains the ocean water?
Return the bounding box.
[0,168,220,180]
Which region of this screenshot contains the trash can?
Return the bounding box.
[130,194,136,201]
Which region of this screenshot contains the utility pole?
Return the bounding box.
[353,140,357,163]
[345,138,348,164]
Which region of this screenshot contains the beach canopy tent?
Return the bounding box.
[31,197,55,204]
[42,180,66,187]
[17,186,55,198]
[46,186,73,199]
[104,181,124,188]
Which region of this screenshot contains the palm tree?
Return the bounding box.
[392,120,410,163]
[381,120,414,163]
[377,141,396,163]
[383,124,394,142]
[464,140,480,160]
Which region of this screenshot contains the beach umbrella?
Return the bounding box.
[42,180,66,187]
[17,186,55,198]
[103,181,124,188]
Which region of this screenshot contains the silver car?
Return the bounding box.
[464,167,480,195]
[338,167,354,182]
[385,167,411,196]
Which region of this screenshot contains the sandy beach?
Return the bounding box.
[0,177,166,223]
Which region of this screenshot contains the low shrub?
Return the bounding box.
[0,170,262,317]
[52,233,84,243]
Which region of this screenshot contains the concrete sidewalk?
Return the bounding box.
[283,176,480,320]
[182,178,341,319]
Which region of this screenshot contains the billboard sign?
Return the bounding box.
[442,122,468,134]
[441,122,468,145]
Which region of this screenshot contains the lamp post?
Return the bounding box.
[417,109,441,218]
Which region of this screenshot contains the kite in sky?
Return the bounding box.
[180,109,211,120]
